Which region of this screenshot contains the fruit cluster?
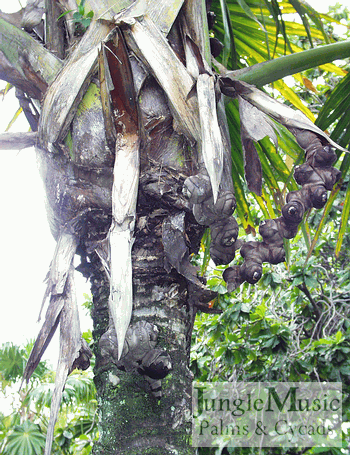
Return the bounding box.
[223,129,341,291]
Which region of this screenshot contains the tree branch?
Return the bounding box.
[298,282,321,319]
[0,132,37,150]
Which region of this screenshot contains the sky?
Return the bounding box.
[0,2,91,369]
[0,89,92,369]
[0,0,347,367]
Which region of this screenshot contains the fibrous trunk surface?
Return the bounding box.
[91,169,201,454]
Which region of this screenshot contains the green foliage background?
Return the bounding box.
[192,180,350,453]
[0,300,98,455]
[190,1,350,452]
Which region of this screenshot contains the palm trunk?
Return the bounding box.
[1,3,208,452]
[90,168,202,454]
[91,259,195,454]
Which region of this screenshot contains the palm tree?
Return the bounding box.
[0,1,349,454]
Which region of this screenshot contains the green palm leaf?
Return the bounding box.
[0,343,26,383]
[335,180,350,258]
[28,371,96,410]
[316,71,350,139]
[288,0,314,47]
[306,72,350,257]
[213,0,342,75]
[211,0,350,259]
[219,0,238,69]
[0,342,49,385]
[5,421,45,455]
[5,107,23,132]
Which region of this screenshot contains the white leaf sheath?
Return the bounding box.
[197,73,224,202]
[109,133,140,359]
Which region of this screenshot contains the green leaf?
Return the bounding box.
[225,100,257,231]
[252,302,266,319]
[335,179,350,258]
[5,421,45,455]
[80,17,92,28]
[63,429,74,439]
[214,346,226,357]
[273,79,315,121]
[292,274,303,286]
[319,62,347,77]
[312,338,333,347]
[259,135,295,186]
[304,179,343,264]
[219,0,238,69]
[0,82,13,98]
[207,276,227,293]
[200,228,211,277]
[312,448,334,454]
[78,0,86,16]
[0,343,26,382]
[73,11,82,20]
[304,273,318,288]
[288,0,314,47]
[300,2,331,44]
[335,330,344,344]
[5,107,23,132]
[316,72,350,131]
[236,0,266,32]
[57,10,73,20]
[264,0,293,55]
